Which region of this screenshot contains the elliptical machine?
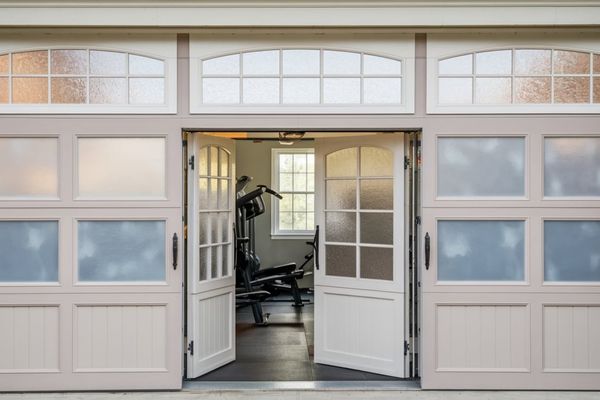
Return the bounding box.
[235,176,313,325]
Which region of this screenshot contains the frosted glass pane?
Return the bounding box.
[595,54,600,74]
[282,50,320,75]
[203,54,240,75]
[199,247,208,281]
[0,221,58,282]
[51,77,87,104]
[323,51,360,75]
[475,50,512,75]
[554,77,590,104]
[12,51,47,75]
[437,137,525,197]
[12,77,48,104]
[515,77,551,104]
[210,146,218,176]
[0,54,8,74]
[242,78,279,104]
[595,77,600,104]
[360,147,393,177]
[439,78,472,104]
[211,246,220,279]
[0,137,58,198]
[363,55,401,75]
[360,213,393,245]
[219,148,229,177]
[78,137,166,198]
[223,244,231,277]
[129,54,164,75]
[325,212,355,243]
[545,221,600,282]
[51,49,87,75]
[438,220,525,281]
[0,77,7,104]
[198,147,208,176]
[360,179,393,210]
[209,179,219,209]
[129,78,165,104]
[78,221,165,282]
[219,179,229,208]
[199,212,209,245]
[90,78,127,104]
[326,180,356,210]
[326,148,357,177]
[282,78,320,104]
[475,77,511,104]
[544,137,600,197]
[323,78,360,104]
[198,178,208,209]
[515,49,551,75]
[242,51,279,75]
[553,50,590,74]
[203,78,239,104]
[325,245,356,277]
[364,78,402,104]
[90,51,127,75]
[439,54,472,75]
[360,247,393,281]
[220,213,229,243]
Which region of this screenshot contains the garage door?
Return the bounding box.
[0,134,182,391]
[421,133,600,390]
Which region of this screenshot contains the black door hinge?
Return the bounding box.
[189,155,195,170]
[404,156,410,170]
[188,340,194,356]
[404,340,410,356]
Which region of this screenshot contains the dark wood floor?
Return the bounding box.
[195,295,399,381]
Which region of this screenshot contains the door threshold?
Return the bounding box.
[183,380,421,391]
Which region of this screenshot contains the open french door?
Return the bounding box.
[186,134,236,378]
[314,134,406,378]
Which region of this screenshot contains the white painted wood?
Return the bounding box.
[186,133,236,378]
[314,133,405,378]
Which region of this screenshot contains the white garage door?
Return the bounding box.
[0,134,183,391]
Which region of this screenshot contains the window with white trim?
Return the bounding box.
[271,148,315,237]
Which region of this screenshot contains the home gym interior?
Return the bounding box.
[183,130,420,382]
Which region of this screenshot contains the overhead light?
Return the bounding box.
[278,131,305,145]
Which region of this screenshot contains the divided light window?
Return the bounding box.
[438,49,600,105]
[271,148,315,237]
[0,49,165,105]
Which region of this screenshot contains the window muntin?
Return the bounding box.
[77,220,166,282]
[544,137,600,197]
[0,137,59,199]
[438,48,600,106]
[77,137,166,200]
[200,49,403,106]
[0,49,165,105]
[437,220,525,282]
[437,137,526,198]
[272,149,315,236]
[544,220,600,282]
[0,221,59,283]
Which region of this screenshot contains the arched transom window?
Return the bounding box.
[438,48,600,106]
[0,49,166,105]
[199,49,403,106]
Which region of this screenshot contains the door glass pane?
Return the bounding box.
[326,148,357,178]
[514,49,551,75]
[222,244,230,277]
[78,220,166,282]
[437,220,525,281]
[243,78,279,104]
[202,78,240,104]
[90,50,126,75]
[199,247,208,281]
[363,55,401,75]
[199,213,209,245]
[544,137,600,197]
[0,137,58,198]
[323,51,360,75]
[198,147,209,176]
[51,49,87,75]
[129,55,164,75]
[219,179,230,208]
[211,246,219,279]
[360,147,393,177]
[219,148,229,177]
[545,221,600,282]
[12,77,48,103]
[283,78,320,104]
[515,77,551,104]
[129,78,165,104]
[326,180,356,209]
[437,137,525,197]
[209,179,219,209]
[360,247,393,281]
[0,221,58,282]
[360,213,393,245]
[220,212,229,243]
[553,50,590,75]
[210,213,219,243]
[78,137,166,199]
[554,77,590,104]
[242,50,279,75]
[90,78,127,104]
[209,146,218,176]
[475,78,511,104]
[475,50,512,75]
[439,78,472,104]
[325,212,356,243]
[51,77,87,104]
[363,78,402,104]
[203,54,240,75]
[323,78,360,104]
[282,50,320,75]
[325,245,356,277]
[12,51,48,75]
[439,54,472,75]
[360,180,393,210]
[198,178,209,209]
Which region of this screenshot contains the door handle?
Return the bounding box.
[424,232,430,270]
[172,233,178,270]
[314,225,320,270]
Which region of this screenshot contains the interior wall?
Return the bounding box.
[236,140,315,289]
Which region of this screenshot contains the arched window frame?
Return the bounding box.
[427,33,600,114]
[0,33,177,114]
[189,33,415,114]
